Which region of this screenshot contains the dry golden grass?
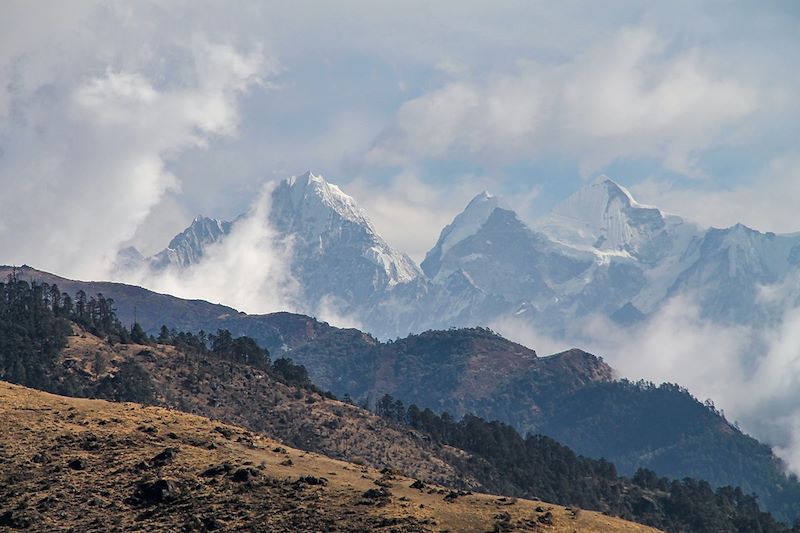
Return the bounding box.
[0,381,659,532]
[59,327,478,488]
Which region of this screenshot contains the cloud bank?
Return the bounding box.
[120,182,299,315]
[631,155,800,235]
[368,28,761,177]
[0,3,267,280]
[494,288,800,475]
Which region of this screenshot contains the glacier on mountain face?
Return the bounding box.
[534,175,695,265]
[118,171,800,341]
[666,223,800,325]
[407,173,800,339]
[539,176,642,250]
[427,176,800,337]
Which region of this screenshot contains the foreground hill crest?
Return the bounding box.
[2,381,659,532]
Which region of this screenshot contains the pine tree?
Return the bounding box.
[130,323,149,344]
[157,325,171,344]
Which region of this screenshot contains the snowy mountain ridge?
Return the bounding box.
[114,172,800,339]
[150,215,232,270]
[421,190,499,279]
[534,175,690,262]
[278,172,375,235]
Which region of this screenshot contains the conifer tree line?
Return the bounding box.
[0,273,74,387]
[148,324,315,390]
[372,392,800,533]
[0,272,314,390]
[0,270,129,343]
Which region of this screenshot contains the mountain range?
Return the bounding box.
[114,171,800,340]
[7,170,800,526]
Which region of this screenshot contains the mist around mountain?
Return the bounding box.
[113,171,800,343]
[38,170,794,492]
[11,168,800,519]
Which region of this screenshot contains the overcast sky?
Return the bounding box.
[1,0,799,275]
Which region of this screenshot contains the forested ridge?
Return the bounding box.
[2,272,799,532]
[0,271,315,399]
[8,265,797,522]
[372,392,800,532]
[282,324,800,523]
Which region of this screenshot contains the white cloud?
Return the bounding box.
[0,3,267,280]
[631,154,800,234]
[121,193,195,257]
[346,171,487,263]
[116,179,370,330]
[314,294,365,331]
[582,294,800,474]
[3,2,793,272]
[493,288,800,475]
[490,315,571,358]
[368,27,762,177]
[582,296,753,413]
[0,1,102,118]
[121,182,299,314]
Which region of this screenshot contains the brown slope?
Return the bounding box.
[0,381,661,533]
[58,326,475,489]
[283,327,614,433]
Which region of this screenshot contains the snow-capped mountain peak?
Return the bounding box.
[270,171,422,288]
[421,190,499,277]
[438,190,499,254]
[535,175,675,258]
[278,171,371,231]
[146,215,231,269]
[167,216,230,250]
[110,169,800,341]
[550,176,658,230]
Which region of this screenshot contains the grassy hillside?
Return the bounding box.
[57,325,481,489]
[1,381,657,533]
[244,327,800,522]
